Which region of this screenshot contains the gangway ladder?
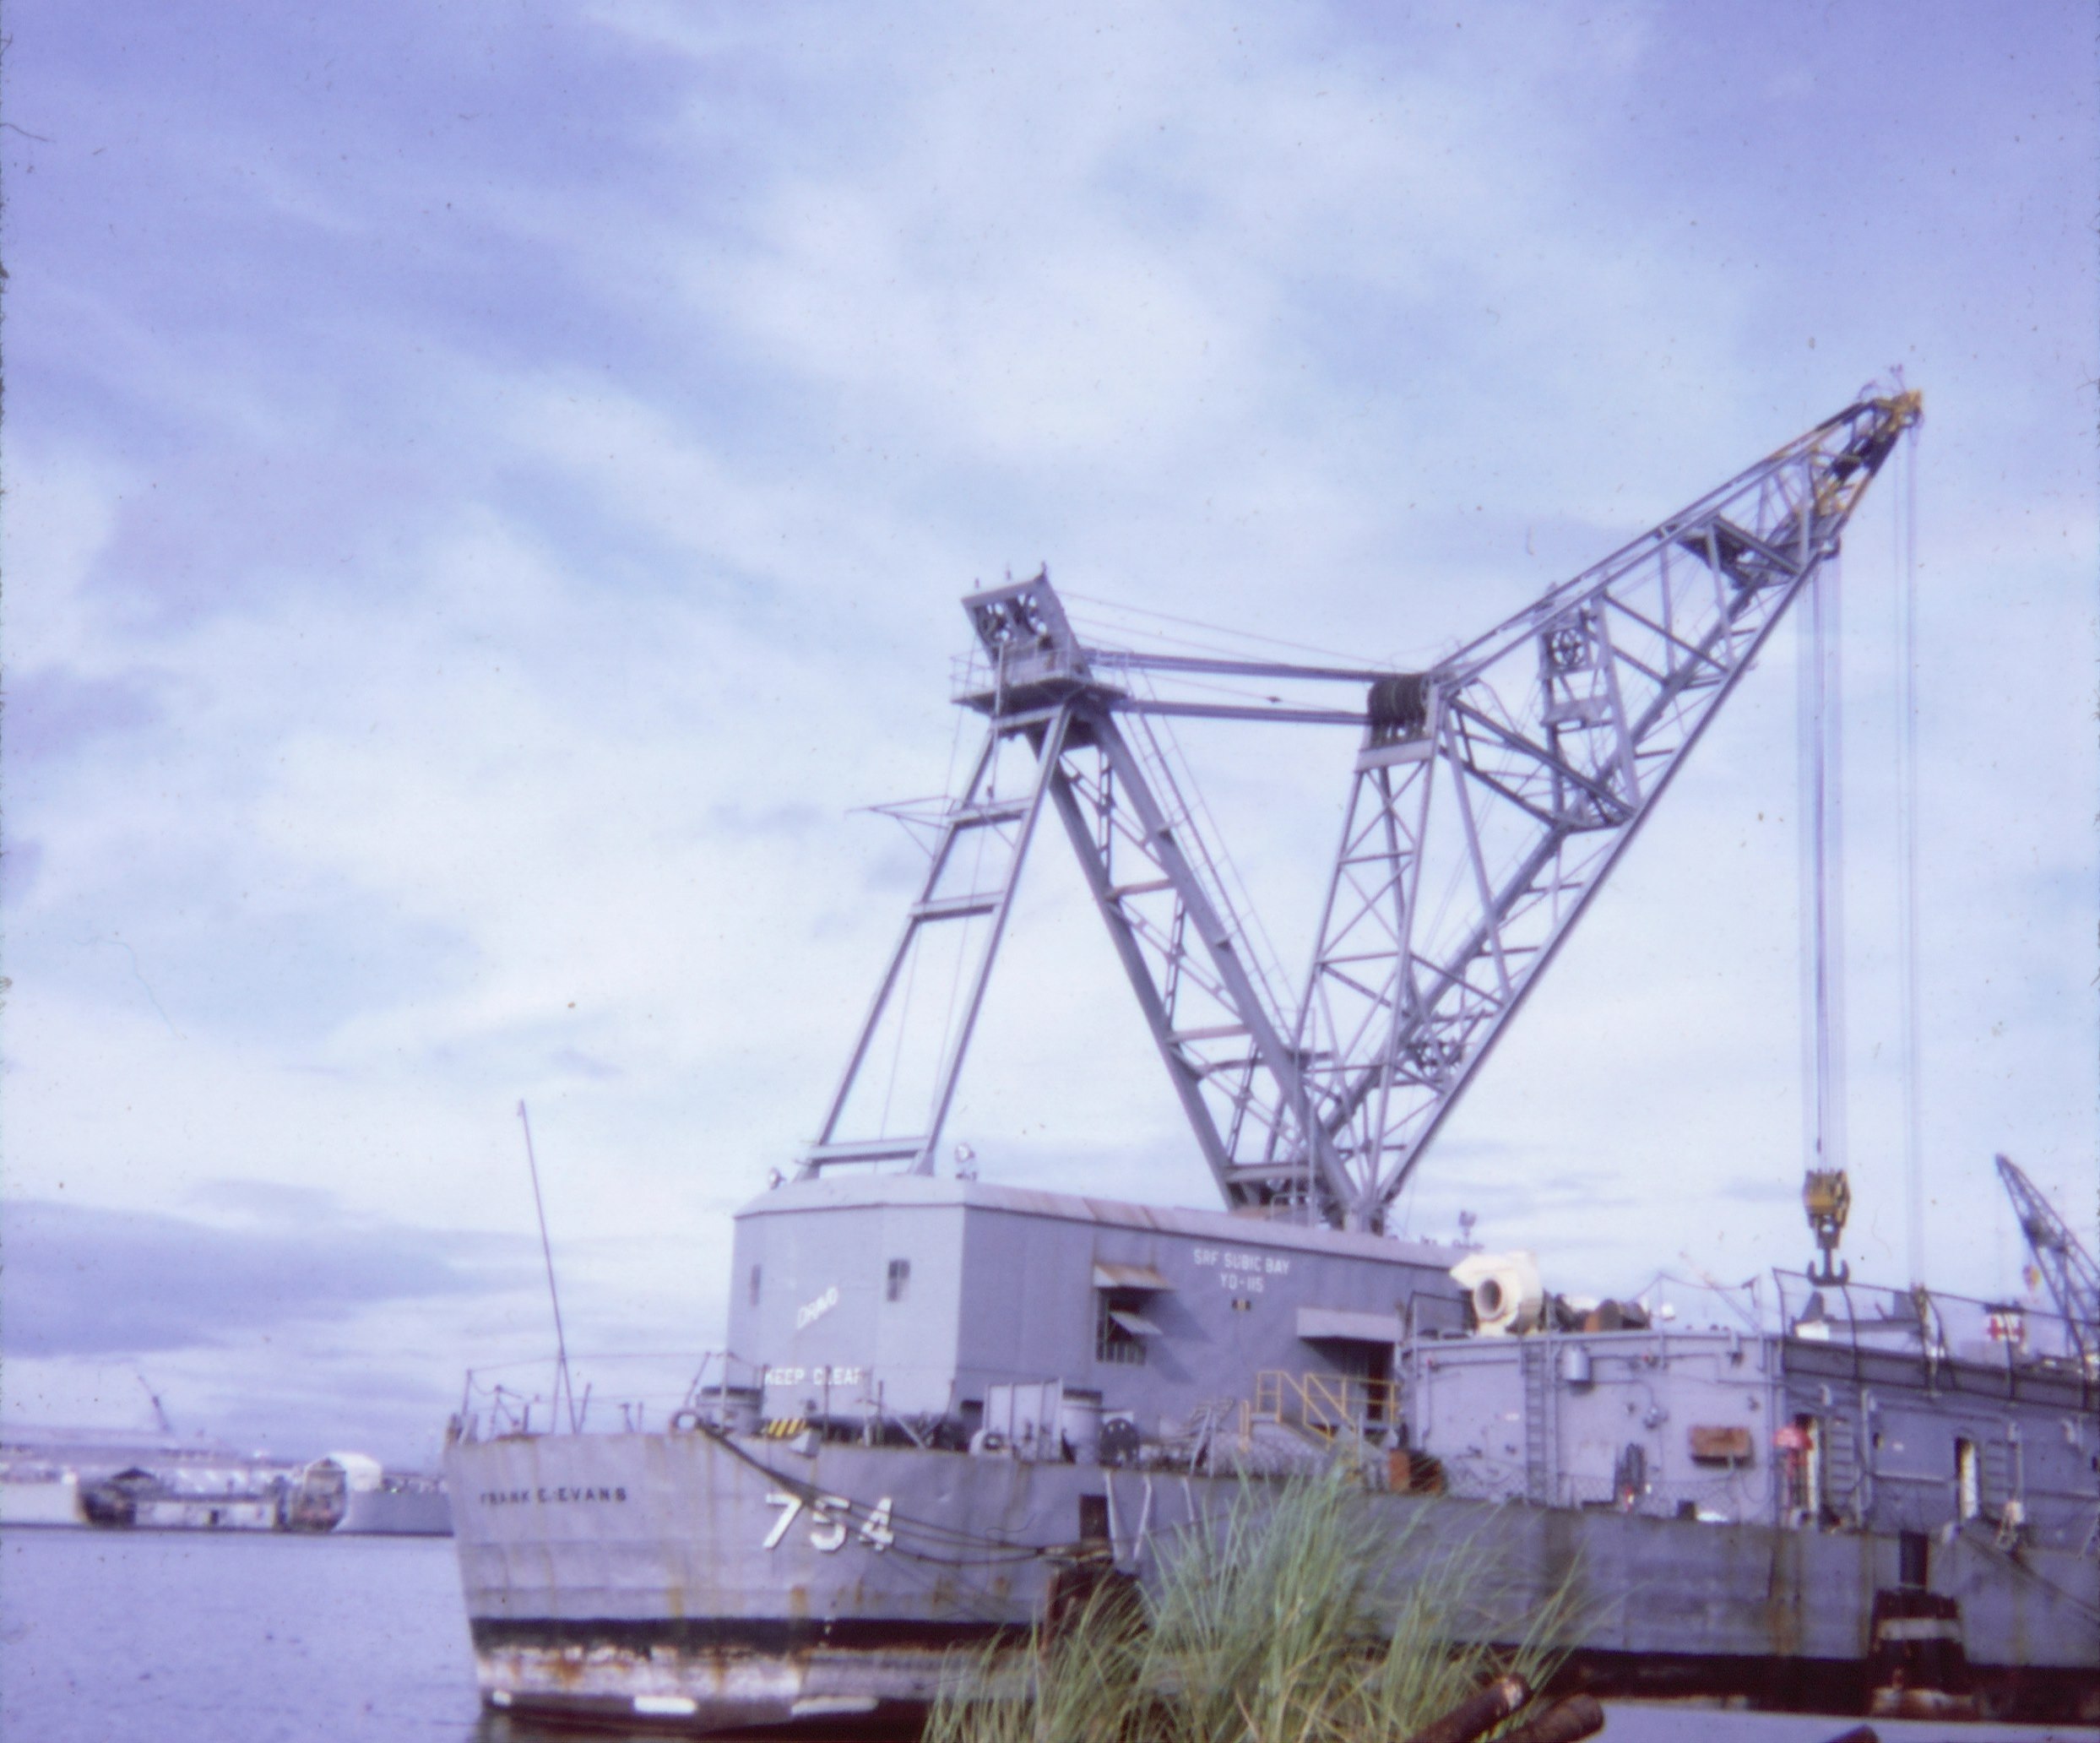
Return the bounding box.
[1520,1334,1558,1507]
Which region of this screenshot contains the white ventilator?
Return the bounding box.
[1449,1251,1546,1336]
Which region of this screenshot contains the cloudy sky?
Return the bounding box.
[3,1,2092,1466]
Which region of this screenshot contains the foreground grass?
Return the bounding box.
[926,1473,1574,1743]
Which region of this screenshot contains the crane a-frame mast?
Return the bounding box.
[798,388,1922,1233]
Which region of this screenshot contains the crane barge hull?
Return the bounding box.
[447,1402,2099,1729]
[447,1178,2100,1730]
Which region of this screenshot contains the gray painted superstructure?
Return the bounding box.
[1407,1291,2098,1548]
[731,1176,1467,1433]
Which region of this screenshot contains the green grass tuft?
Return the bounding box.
[925,1472,1577,1743]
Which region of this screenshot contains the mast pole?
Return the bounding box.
[518,1100,577,1433]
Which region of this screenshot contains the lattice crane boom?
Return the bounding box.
[1290,388,1921,1226]
[798,388,1922,1235]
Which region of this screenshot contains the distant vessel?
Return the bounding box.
[285,1453,453,1535]
[0,1468,84,1529]
[0,1428,450,1536]
[445,391,2098,1729]
[3,1427,291,1532]
[339,1478,453,1535]
[79,1464,280,1531]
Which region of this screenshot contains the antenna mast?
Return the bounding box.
[518,1100,578,1432]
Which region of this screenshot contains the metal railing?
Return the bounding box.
[452,1351,765,1442]
[1774,1270,2097,1389]
[1238,1371,1401,1462]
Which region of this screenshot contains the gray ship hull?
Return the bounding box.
[337,1485,453,1535]
[446,1428,2100,1731]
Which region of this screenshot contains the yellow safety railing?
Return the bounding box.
[1248,1371,1399,1448]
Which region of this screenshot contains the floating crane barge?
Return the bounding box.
[445,388,2098,1729]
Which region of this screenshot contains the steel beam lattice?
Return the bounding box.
[800,580,1346,1208]
[799,388,1923,1234]
[1289,389,1922,1226]
[800,703,1072,1177]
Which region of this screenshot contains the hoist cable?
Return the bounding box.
[1897,426,1925,1290]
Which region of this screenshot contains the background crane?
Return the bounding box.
[800,388,1923,1234]
[1996,1153,2100,1360]
[135,1371,176,1437]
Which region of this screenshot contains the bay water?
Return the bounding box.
[2,1528,2086,1742]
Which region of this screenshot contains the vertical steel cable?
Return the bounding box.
[1797,541,1847,1200]
[1897,426,1925,1288]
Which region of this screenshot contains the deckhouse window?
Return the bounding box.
[748,1264,762,1306]
[887,1258,911,1302]
[1095,1291,1150,1365]
[1090,1261,1170,1368]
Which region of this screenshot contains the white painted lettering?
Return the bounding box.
[859,1497,895,1550]
[808,1494,850,1553]
[762,1491,805,1550]
[1197,1246,1281,1289]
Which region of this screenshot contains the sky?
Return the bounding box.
[3,1,2093,1468]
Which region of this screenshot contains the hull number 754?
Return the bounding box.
[763,1491,895,1553]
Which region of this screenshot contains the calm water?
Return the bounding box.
[2,1529,475,1741]
[2,1528,2088,1742]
